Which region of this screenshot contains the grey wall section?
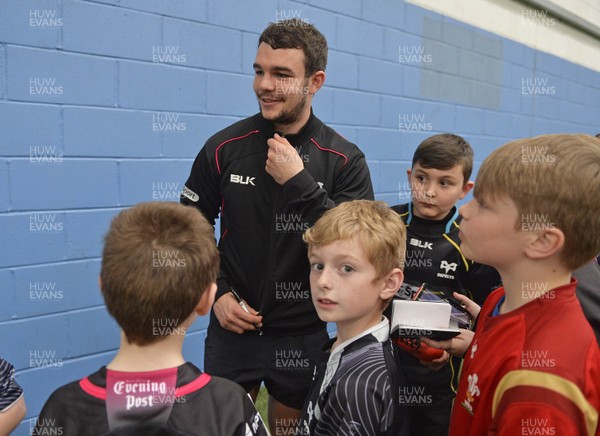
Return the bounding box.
[420,17,503,109]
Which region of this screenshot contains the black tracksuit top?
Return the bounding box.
[181,111,374,335]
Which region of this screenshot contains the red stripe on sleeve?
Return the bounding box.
[310,138,349,167]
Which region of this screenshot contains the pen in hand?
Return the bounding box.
[230,288,263,335]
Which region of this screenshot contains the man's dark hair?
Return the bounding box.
[258,19,328,76]
[412,133,474,184]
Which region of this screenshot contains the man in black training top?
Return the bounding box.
[180,19,373,434]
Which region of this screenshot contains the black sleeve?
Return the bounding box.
[281,149,374,226]
[234,394,269,436]
[573,258,600,346]
[180,146,221,226]
[180,146,232,301]
[33,391,69,435]
[463,261,502,306]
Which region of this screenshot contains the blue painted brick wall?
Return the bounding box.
[2,1,600,433]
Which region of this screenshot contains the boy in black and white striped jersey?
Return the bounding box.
[297,200,409,435]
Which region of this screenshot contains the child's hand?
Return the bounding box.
[421,329,475,358]
[419,350,450,371]
[453,292,481,319]
[394,337,444,362]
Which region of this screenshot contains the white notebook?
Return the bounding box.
[391,300,460,340]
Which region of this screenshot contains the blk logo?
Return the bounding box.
[230,174,256,186]
[409,238,433,250]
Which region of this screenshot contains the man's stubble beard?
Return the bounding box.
[258,79,310,126]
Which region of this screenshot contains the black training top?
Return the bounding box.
[181,111,373,335]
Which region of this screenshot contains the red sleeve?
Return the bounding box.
[490,383,597,436]
[492,401,586,435]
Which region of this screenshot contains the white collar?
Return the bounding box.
[319,317,390,397]
[330,316,390,358]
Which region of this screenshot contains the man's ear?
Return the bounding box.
[308,71,325,94]
[380,268,404,301]
[195,283,218,316]
[459,180,475,200]
[524,227,565,261]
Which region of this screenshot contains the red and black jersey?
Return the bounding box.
[181,111,373,335]
[33,363,268,436]
[450,280,600,435]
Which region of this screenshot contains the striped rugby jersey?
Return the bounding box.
[0,358,23,413]
[298,319,409,435]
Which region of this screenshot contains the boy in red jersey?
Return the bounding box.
[448,134,600,435]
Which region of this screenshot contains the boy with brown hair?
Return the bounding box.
[34,202,268,436]
[390,133,500,436]
[449,134,600,435]
[297,200,409,435]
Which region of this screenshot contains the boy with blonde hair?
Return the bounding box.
[449,134,600,435]
[35,202,267,435]
[298,200,409,435]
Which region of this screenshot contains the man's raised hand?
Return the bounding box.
[266,133,304,185]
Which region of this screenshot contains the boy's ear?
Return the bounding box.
[406,168,412,182]
[380,268,404,301]
[458,180,475,200]
[195,282,218,316]
[524,227,565,261]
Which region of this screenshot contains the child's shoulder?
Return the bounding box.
[390,203,409,217]
[337,338,397,386]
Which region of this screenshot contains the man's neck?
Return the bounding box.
[108,332,186,372]
[274,108,312,136]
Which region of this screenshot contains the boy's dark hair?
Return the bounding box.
[412,133,474,184]
[100,202,219,346]
[258,19,328,76]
